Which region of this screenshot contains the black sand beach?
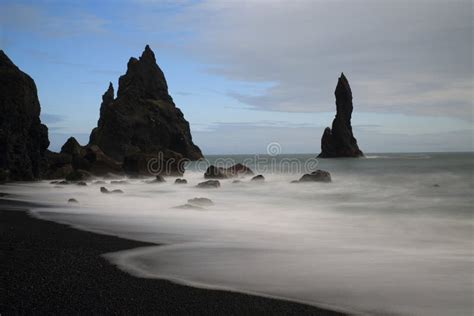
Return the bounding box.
[0,202,344,315]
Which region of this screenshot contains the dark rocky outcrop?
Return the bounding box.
[89,45,203,176]
[61,137,83,156]
[65,169,91,182]
[67,198,79,203]
[204,163,254,179]
[298,170,332,183]
[122,150,185,177]
[196,180,220,188]
[0,50,49,180]
[46,138,122,179]
[318,73,363,158]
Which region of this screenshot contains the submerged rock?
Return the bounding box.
[188,197,214,206]
[196,180,220,188]
[298,170,332,183]
[100,186,123,194]
[67,198,79,204]
[173,204,204,210]
[175,178,187,184]
[204,163,254,179]
[0,50,49,180]
[153,175,166,183]
[110,180,129,185]
[318,73,363,158]
[88,45,202,176]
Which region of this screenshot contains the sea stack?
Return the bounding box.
[0,50,49,180]
[318,73,363,158]
[89,45,203,175]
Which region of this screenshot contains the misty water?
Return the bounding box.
[2,153,473,315]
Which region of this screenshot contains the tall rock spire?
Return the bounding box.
[89,45,202,170]
[318,73,363,158]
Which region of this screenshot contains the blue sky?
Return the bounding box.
[1,0,472,154]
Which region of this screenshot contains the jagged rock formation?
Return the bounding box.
[45,137,122,179]
[318,73,363,158]
[89,45,202,175]
[0,50,49,180]
[204,163,254,179]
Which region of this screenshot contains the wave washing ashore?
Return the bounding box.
[1,152,473,315]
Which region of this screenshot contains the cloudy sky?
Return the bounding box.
[1,0,472,154]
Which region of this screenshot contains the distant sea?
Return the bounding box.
[3,152,473,315]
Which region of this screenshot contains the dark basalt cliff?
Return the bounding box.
[89,45,203,170]
[318,73,363,158]
[0,50,49,181]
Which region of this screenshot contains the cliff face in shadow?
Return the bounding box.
[89,45,203,169]
[0,50,49,181]
[318,73,363,158]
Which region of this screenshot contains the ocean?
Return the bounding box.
[2,152,473,315]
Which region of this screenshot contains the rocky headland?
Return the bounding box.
[0,51,49,181]
[0,46,202,181]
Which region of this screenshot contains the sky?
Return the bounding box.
[0,0,472,154]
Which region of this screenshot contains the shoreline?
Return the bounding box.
[0,202,345,315]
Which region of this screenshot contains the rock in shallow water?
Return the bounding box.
[251,175,265,182]
[100,186,123,194]
[298,170,332,183]
[196,180,220,188]
[204,163,254,179]
[173,204,204,210]
[318,73,363,158]
[110,180,129,185]
[67,198,79,204]
[175,178,187,184]
[188,197,213,206]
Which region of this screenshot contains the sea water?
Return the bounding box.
[2,152,473,315]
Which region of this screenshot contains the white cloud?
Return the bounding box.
[163,0,473,119]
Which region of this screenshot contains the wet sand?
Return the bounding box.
[0,201,344,315]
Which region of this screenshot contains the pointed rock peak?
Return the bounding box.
[0,50,15,67]
[140,44,156,62]
[117,45,169,100]
[61,137,82,155]
[335,72,352,98]
[106,82,114,94]
[102,82,114,104]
